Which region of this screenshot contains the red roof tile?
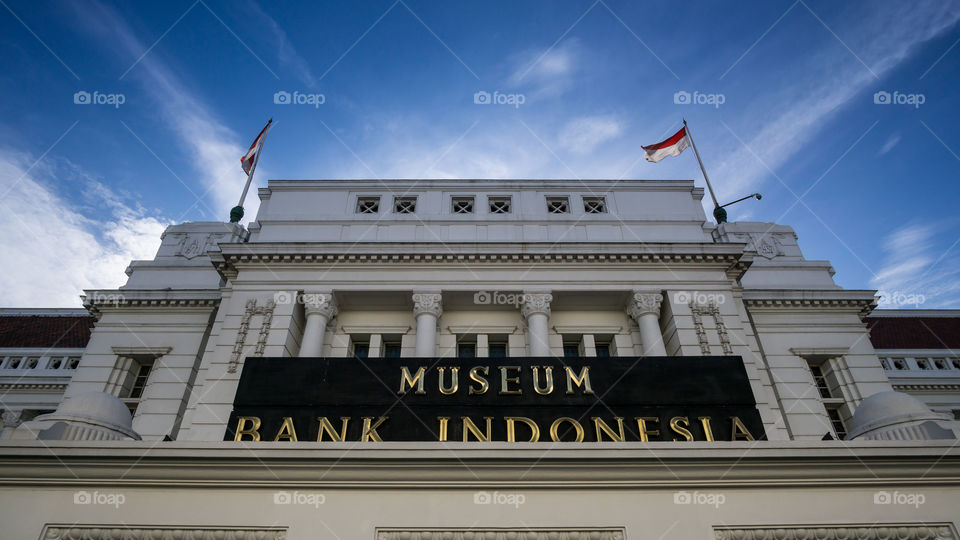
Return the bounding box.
[866,316,960,350]
[0,315,95,348]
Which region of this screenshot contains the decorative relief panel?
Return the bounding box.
[42,525,286,540]
[228,298,276,374]
[690,301,733,355]
[175,232,229,259]
[378,529,624,540]
[715,524,957,540]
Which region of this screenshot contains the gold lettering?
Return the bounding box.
[635,417,661,442]
[361,416,388,441]
[730,416,756,441]
[505,417,540,442]
[437,416,450,441]
[498,366,522,395]
[549,417,585,442]
[698,416,715,442]
[234,416,261,441]
[468,366,489,395]
[564,366,594,395]
[462,416,493,441]
[438,367,459,395]
[316,417,350,442]
[669,416,694,441]
[273,417,298,441]
[398,366,427,395]
[531,366,554,395]
[592,417,626,442]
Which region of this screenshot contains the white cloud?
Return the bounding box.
[508,38,580,99]
[0,150,170,307]
[877,132,901,156]
[559,115,624,154]
[244,1,317,88]
[871,223,960,308]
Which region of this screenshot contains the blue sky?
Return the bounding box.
[1,0,958,308]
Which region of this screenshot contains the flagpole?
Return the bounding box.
[683,119,721,215]
[230,119,272,223]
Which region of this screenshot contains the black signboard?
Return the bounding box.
[225,356,766,442]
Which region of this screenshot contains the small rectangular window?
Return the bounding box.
[489,196,511,214]
[547,196,569,214]
[452,196,474,214]
[352,342,370,359]
[563,343,580,358]
[827,407,846,439]
[583,196,606,213]
[383,343,402,358]
[809,364,831,399]
[394,196,416,214]
[356,196,380,214]
[595,343,611,358]
[128,363,153,399]
[458,343,476,358]
[488,343,508,358]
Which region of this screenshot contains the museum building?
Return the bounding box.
[0,179,958,540]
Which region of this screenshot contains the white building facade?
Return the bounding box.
[0,179,957,540]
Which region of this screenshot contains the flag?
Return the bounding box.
[241,119,272,175]
[642,126,690,163]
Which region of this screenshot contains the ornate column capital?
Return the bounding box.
[2,409,23,428]
[412,293,443,318]
[302,292,338,319]
[628,291,664,320]
[521,292,553,318]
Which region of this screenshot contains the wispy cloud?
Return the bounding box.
[243,1,317,88]
[0,149,169,307]
[877,132,901,156]
[559,115,624,154]
[872,223,960,308]
[508,38,580,99]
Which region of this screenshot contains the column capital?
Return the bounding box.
[302,292,338,319]
[628,291,664,320]
[412,292,443,318]
[521,292,553,318]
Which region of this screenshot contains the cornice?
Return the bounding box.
[82,289,222,316]
[743,289,878,316]
[0,441,957,489]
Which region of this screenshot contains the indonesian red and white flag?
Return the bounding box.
[642,126,690,163]
[241,119,272,175]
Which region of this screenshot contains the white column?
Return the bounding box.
[628,291,666,356]
[521,293,553,357]
[412,292,443,357]
[299,292,337,357]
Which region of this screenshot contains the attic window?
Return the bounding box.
[452,197,474,214]
[583,196,606,213]
[547,196,569,214]
[356,196,380,214]
[489,196,511,214]
[394,196,417,214]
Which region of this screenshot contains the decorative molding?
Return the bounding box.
[790,347,850,359]
[714,524,957,540]
[893,383,960,392]
[111,347,172,358]
[302,292,338,319]
[41,525,286,540]
[552,325,623,335]
[228,298,276,374]
[377,529,624,540]
[2,409,22,427]
[412,293,443,318]
[690,302,733,355]
[0,383,67,391]
[83,290,222,315]
[447,325,518,335]
[521,293,553,318]
[627,292,663,320]
[341,325,412,335]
